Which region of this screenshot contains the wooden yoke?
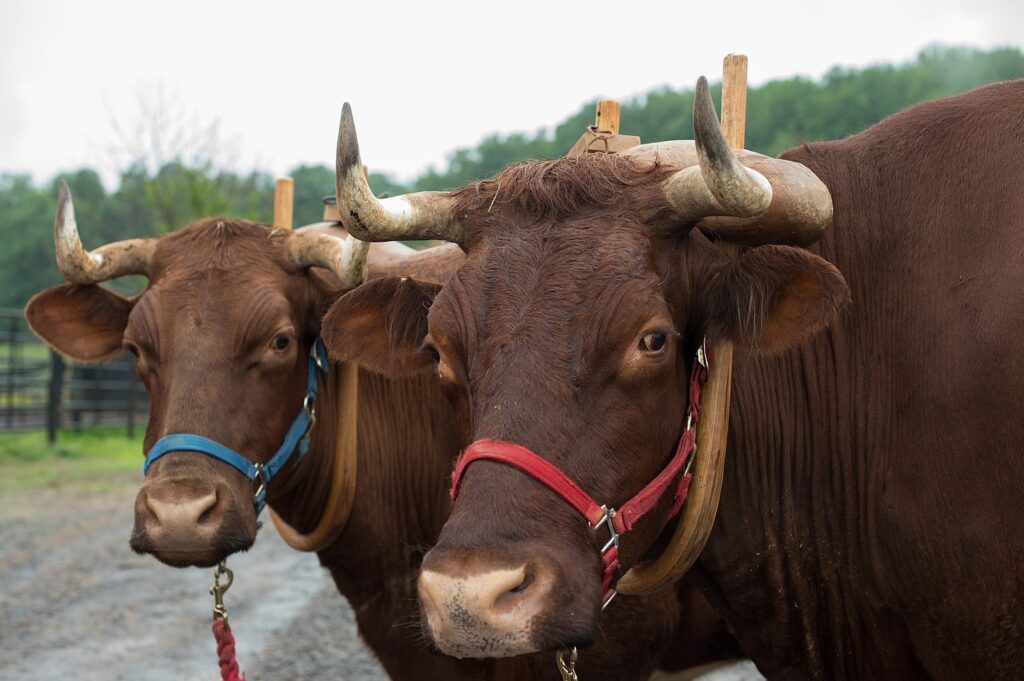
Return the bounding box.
[268,176,360,552]
[567,99,642,156]
[618,55,747,595]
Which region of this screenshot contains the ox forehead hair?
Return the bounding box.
[152,218,289,272]
[451,152,680,230]
[126,219,304,343]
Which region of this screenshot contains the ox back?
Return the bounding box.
[697,80,1024,679]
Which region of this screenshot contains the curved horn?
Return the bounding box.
[335,103,462,244]
[662,77,772,223]
[54,181,155,284]
[658,77,833,245]
[287,230,370,289]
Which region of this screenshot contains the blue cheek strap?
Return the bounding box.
[142,338,330,516]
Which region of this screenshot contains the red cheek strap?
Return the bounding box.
[449,348,709,606]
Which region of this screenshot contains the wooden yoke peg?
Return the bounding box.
[567,98,641,157]
[273,177,295,230]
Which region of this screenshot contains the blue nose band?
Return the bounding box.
[143,339,329,516]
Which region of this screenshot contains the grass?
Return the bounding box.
[0,427,144,492]
[0,343,50,361]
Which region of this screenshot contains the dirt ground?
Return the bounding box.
[0,478,762,681]
[0,477,386,681]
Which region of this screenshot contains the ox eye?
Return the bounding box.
[421,344,441,364]
[271,334,292,351]
[125,343,139,358]
[639,332,668,353]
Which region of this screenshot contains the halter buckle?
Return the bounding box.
[252,463,267,501]
[591,505,620,552]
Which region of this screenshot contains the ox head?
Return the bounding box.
[323,79,850,656]
[26,188,367,567]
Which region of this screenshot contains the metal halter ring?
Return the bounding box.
[301,394,317,438]
[696,336,709,370]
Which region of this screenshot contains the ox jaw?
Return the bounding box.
[418,565,550,658]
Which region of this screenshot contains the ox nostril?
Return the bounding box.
[420,561,541,619]
[145,489,219,528]
[508,570,533,594]
[487,564,536,613]
[195,491,219,525]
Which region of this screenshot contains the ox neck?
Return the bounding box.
[267,369,462,572]
[699,332,887,676]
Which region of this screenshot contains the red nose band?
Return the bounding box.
[449,346,710,606]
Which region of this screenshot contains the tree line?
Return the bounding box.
[2,45,1022,308]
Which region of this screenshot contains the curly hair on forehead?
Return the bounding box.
[451,153,680,228]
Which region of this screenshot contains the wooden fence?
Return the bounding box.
[0,308,147,441]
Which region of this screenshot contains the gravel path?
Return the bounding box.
[0,479,385,681]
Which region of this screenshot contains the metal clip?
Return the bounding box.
[210,561,234,623]
[556,647,579,681]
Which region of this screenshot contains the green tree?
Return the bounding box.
[3,45,1022,309]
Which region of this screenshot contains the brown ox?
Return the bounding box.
[325,78,1024,679]
[25,194,738,679]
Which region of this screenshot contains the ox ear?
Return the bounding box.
[25,284,134,362]
[322,276,440,376]
[702,245,850,355]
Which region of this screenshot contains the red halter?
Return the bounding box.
[449,343,710,607]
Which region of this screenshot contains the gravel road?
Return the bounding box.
[0,478,386,681]
[0,478,762,681]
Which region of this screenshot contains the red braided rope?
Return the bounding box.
[212,618,246,681]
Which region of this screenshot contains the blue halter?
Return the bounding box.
[143,339,330,516]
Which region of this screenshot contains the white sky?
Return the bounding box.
[1,0,1022,187]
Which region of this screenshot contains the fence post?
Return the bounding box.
[47,350,65,444]
[6,316,16,429]
[126,366,136,439]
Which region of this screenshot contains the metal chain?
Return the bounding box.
[556,647,579,681]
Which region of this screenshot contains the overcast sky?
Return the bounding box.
[1,0,1021,187]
